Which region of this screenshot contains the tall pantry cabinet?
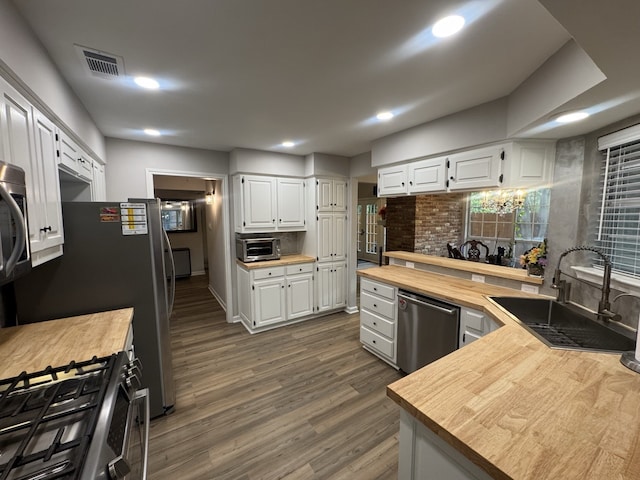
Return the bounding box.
[312,178,348,313]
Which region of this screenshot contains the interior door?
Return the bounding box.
[357,197,384,264]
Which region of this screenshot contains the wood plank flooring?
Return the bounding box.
[148,275,403,480]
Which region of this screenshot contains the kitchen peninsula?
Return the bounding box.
[358,263,640,479]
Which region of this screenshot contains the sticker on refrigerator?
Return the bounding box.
[99,206,120,222]
[120,202,148,235]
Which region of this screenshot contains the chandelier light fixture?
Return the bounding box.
[479,189,526,214]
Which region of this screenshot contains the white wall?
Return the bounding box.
[371,98,508,167]
[230,148,305,176]
[349,151,376,179]
[104,138,229,200]
[305,153,350,177]
[0,0,105,160]
[205,180,227,309]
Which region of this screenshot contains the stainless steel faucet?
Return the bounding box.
[551,246,619,321]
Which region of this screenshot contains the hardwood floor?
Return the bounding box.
[148,275,403,480]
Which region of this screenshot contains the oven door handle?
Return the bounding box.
[135,388,151,480]
[0,183,27,276]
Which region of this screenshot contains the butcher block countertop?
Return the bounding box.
[0,308,133,379]
[358,266,640,479]
[236,254,316,270]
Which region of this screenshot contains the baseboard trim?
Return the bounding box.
[345,306,359,314]
[208,284,227,312]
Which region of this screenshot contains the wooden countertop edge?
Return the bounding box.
[236,254,316,269]
[386,385,511,480]
[384,251,544,285]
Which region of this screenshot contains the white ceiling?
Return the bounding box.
[11,0,640,157]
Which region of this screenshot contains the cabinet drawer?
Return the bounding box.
[461,308,485,332]
[360,291,395,320]
[253,266,285,280]
[360,326,394,358]
[361,278,395,300]
[286,263,313,275]
[360,309,394,339]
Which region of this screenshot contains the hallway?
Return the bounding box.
[147,275,402,479]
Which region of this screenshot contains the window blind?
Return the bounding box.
[596,136,640,277]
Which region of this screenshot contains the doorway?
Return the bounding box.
[357,183,385,267]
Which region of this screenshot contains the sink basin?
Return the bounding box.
[491,297,636,353]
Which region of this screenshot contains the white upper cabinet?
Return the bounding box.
[0,81,63,266]
[446,144,504,191]
[276,177,305,229]
[58,130,93,182]
[408,157,447,194]
[317,178,347,212]
[234,174,306,233]
[377,164,408,197]
[501,141,555,188]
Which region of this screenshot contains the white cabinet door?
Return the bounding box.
[287,272,314,319]
[242,175,277,231]
[332,179,348,212]
[408,157,447,194]
[277,178,305,229]
[316,262,333,313]
[92,161,106,201]
[317,178,348,212]
[458,307,497,348]
[317,213,346,262]
[332,261,347,309]
[316,178,334,212]
[447,145,503,191]
[253,277,286,327]
[502,141,555,188]
[33,112,63,252]
[333,214,347,261]
[317,213,334,262]
[378,165,408,196]
[58,130,92,182]
[0,85,40,247]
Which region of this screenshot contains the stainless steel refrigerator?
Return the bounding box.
[14,199,176,418]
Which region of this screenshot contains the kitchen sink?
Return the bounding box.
[490,297,636,353]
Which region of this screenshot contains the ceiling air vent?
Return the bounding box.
[74,45,125,79]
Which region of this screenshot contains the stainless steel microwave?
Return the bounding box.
[236,236,281,262]
[0,161,31,284]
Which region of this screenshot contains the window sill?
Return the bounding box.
[571,266,640,297]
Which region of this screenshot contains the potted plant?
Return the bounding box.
[519,239,547,277]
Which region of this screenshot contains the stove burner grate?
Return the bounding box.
[0,355,117,480]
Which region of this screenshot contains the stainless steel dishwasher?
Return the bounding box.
[397,290,460,373]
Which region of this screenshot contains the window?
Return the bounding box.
[596,127,640,278]
[365,204,377,254]
[467,188,550,256]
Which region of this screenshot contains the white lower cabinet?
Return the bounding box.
[316,261,347,313]
[359,278,398,366]
[399,410,493,480]
[238,262,315,331]
[458,307,499,348]
[286,263,314,320]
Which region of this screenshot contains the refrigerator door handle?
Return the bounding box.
[162,228,176,318]
[0,182,27,276]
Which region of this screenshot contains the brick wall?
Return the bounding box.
[386,194,465,256]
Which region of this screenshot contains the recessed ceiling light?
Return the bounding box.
[432,15,466,38]
[282,141,295,148]
[376,111,394,121]
[134,76,160,89]
[144,128,161,136]
[555,111,590,123]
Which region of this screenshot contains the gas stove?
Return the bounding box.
[0,352,148,480]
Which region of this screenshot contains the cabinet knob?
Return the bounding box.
[450,176,455,180]
[299,268,302,271]
[373,304,377,308]
[401,182,405,186]
[268,272,272,275]
[372,340,377,344]
[373,322,377,326]
[409,181,413,185]
[272,219,275,223]
[373,287,377,291]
